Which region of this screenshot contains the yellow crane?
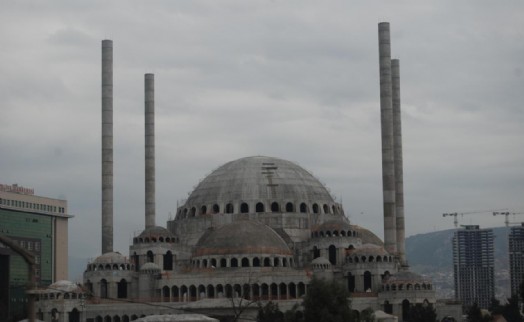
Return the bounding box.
[493,211,524,227]
[442,209,507,228]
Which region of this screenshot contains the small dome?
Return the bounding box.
[350,225,384,246]
[312,219,351,232]
[384,270,431,284]
[92,252,128,264]
[311,257,331,266]
[194,221,292,257]
[134,314,218,322]
[138,226,175,239]
[48,280,82,293]
[140,262,161,271]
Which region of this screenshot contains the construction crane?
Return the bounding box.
[493,211,524,227]
[442,209,507,228]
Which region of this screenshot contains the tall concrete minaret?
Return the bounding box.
[392,59,406,266]
[378,22,397,255]
[144,73,156,229]
[101,40,113,254]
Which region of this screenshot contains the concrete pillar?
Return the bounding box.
[101,39,113,254]
[145,73,156,229]
[392,59,406,265]
[378,22,397,254]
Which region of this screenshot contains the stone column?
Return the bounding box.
[392,59,406,265]
[145,73,156,229]
[378,22,397,254]
[101,39,113,254]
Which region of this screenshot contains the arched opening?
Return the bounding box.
[117,279,128,298]
[104,316,111,322]
[332,205,337,214]
[95,316,103,322]
[162,286,170,301]
[207,284,215,298]
[172,286,179,302]
[270,283,278,300]
[298,282,306,297]
[261,284,269,300]
[216,284,224,297]
[279,283,287,299]
[323,204,329,214]
[240,203,249,213]
[364,271,372,291]
[273,257,279,267]
[384,301,393,314]
[312,203,319,214]
[253,257,260,267]
[190,207,196,217]
[69,308,80,322]
[226,284,233,298]
[263,257,271,267]
[225,203,234,214]
[200,205,207,215]
[243,284,251,299]
[402,299,410,321]
[253,284,260,300]
[212,204,220,214]
[256,202,265,212]
[289,283,297,298]
[163,251,173,270]
[189,285,197,301]
[114,316,121,322]
[231,258,238,267]
[133,252,139,271]
[198,285,206,299]
[181,285,188,301]
[211,258,217,267]
[271,202,279,212]
[234,284,242,298]
[122,315,130,322]
[300,203,307,213]
[328,245,337,265]
[147,250,154,263]
[241,257,249,267]
[100,279,108,298]
[313,246,320,259]
[285,202,294,212]
[220,258,227,267]
[348,273,355,292]
[131,315,138,321]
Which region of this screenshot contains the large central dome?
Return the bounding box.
[183,156,335,212]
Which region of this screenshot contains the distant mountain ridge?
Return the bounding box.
[406,226,511,271]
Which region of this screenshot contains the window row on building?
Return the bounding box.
[311,230,360,238]
[191,255,295,269]
[178,201,342,218]
[0,198,65,214]
[158,281,308,302]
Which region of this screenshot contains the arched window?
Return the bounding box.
[312,203,319,214]
[323,204,329,214]
[163,251,173,270]
[225,203,234,214]
[347,273,355,292]
[211,258,217,267]
[285,202,294,212]
[271,202,279,212]
[240,203,249,213]
[220,258,227,268]
[231,258,238,267]
[100,279,108,298]
[212,204,220,214]
[207,284,215,298]
[256,202,265,212]
[147,250,154,263]
[332,205,337,214]
[364,271,372,291]
[313,246,320,259]
[402,299,410,321]
[241,257,249,267]
[190,207,196,217]
[163,286,170,301]
[69,308,80,322]
[117,279,128,298]
[300,203,307,213]
[200,205,207,215]
[253,257,260,267]
[384,301,393,314]
[328,245,337,265]
[264,258,271,267]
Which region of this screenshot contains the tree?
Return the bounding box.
[405,304,437,322]
[257,301,284,322]
[359,307,375,322]
[284,303,304,322]
[302,278,356,322]
[466,303,491,322]
[501,295,523,322]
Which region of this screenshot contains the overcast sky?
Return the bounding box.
[1,1,523,280]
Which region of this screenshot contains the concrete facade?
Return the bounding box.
[509,223,524,296]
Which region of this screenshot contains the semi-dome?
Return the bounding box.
[351,225,384,246]
[193,220,292,257]
[48,280,83,293]
[92,251,128,264]
[177,156,338,218]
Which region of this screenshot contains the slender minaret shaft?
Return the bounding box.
[145,73,156,228]
[392,59,406,265]
[101,40,113,254]
[378,22,397,254]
